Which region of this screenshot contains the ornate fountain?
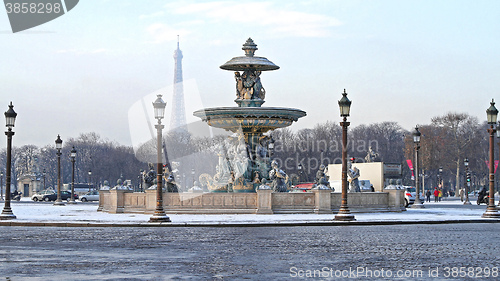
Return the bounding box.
[194,38,306,192]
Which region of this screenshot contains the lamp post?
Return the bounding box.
[68,146,77,204]
[191,168,195,188]
[0,171,3,201]
[0,102,17,219]
[334,89,355,221]
[88,170,92,192]
[43,169,46,190]
[149,94,171,222]
[268,137,275,158]
[496,122,500,199]
[298,163,303,183]
[138,170,144,192]
[412,126,424,208]
[464,158,471,205]
[438,166,443,190]
[54,135,65,206]
[483,99,500,218]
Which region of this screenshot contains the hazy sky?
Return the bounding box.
[1,0,499,147]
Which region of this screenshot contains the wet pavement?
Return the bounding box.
[1,223,500,280]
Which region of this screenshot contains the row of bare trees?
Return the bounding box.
[0,112,493,193]
[271,113,489,192]
[1,133,144,190]
[404,113,489,193]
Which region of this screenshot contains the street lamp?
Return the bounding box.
[43,169,46,190]
[54,135,65,206]
[412,126,424,208]
[483,99,500,218]
[297,163,303,183]
[335,89,355,221]
[0,171,3,201]
[191,168,195,188]
[268,137,275,158]
[138,169,144,192]
[88,170,92,192]
[438,166,443,200]
[438,167,443,186]
[149,94,171,222]
[68,146,77,204]
[0,102,17,219]
[496,121,500,199]
[464,158,471,205]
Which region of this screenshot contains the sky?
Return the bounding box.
[1,0,500,147]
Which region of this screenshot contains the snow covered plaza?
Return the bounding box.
[1,196,497,226]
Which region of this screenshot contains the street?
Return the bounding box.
[1,222,499,280]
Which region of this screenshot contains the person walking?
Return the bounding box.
[438,189,443,202]
[426,189,431,202]
[433,188,439,202]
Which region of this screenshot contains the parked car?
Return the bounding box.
[41,190,78,202]
[291,183,314,192]
[80,191,99,202]
[404,186,425,207]
[32,190,55,202]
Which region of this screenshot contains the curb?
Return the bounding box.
[0,219,499,228]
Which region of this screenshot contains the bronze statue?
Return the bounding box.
[234,69,266,100]
[364,146,379,163]
[315,164,330,189]
[143,163,156,189]
[269,160,288,192]
[347,160,361,192]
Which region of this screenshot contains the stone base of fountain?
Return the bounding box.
[98,189,406,215]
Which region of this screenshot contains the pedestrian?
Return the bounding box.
[438,189,443,201]
[459,188,464,202]
[426,189,431,202]
[434,188,439,202]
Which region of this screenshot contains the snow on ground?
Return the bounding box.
[1,197,494,225]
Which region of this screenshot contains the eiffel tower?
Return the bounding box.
[169,36,187,132]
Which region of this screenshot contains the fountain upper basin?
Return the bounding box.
[193,106,306,133]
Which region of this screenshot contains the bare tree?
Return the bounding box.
[431,112,480,194]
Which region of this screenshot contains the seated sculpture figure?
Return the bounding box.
[269,160,288,192]
[314,164,330,189]
[143,163,156,189]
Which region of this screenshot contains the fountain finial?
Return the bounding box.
[242,38,258,57]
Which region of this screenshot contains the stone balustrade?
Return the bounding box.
[99,189,405,214]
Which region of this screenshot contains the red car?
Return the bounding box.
[293,183,315,192]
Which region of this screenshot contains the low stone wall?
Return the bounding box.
[162,191,258,214]
[99,189,405,214]
[271,192,315,213]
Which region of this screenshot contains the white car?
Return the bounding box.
[31,190,55,202]
[79,191,99,202]
[403,186,425,207]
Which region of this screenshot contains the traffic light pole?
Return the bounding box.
[464,167,471,205]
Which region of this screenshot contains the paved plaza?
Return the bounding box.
[1,197,499,280]
[1,222,499,280]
